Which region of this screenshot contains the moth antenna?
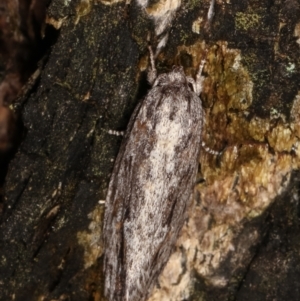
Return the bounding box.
[147,45,157,85]
[195,56,207,95]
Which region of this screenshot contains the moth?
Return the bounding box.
[103,49,205,301]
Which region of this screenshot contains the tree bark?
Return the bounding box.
[1,0,300,300]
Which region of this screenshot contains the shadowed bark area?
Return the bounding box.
[0,1,143,299]
[0,0,300,300]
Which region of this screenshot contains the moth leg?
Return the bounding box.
[201,141,222,156]
[107,129,124,136]
[147,46,157,85]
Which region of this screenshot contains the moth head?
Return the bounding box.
[153,66,187,87]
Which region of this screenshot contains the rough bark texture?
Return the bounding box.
[0,0,300,300]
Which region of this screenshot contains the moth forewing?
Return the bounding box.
[103,66,203,301]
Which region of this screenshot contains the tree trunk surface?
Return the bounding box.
[1,0,300,300]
